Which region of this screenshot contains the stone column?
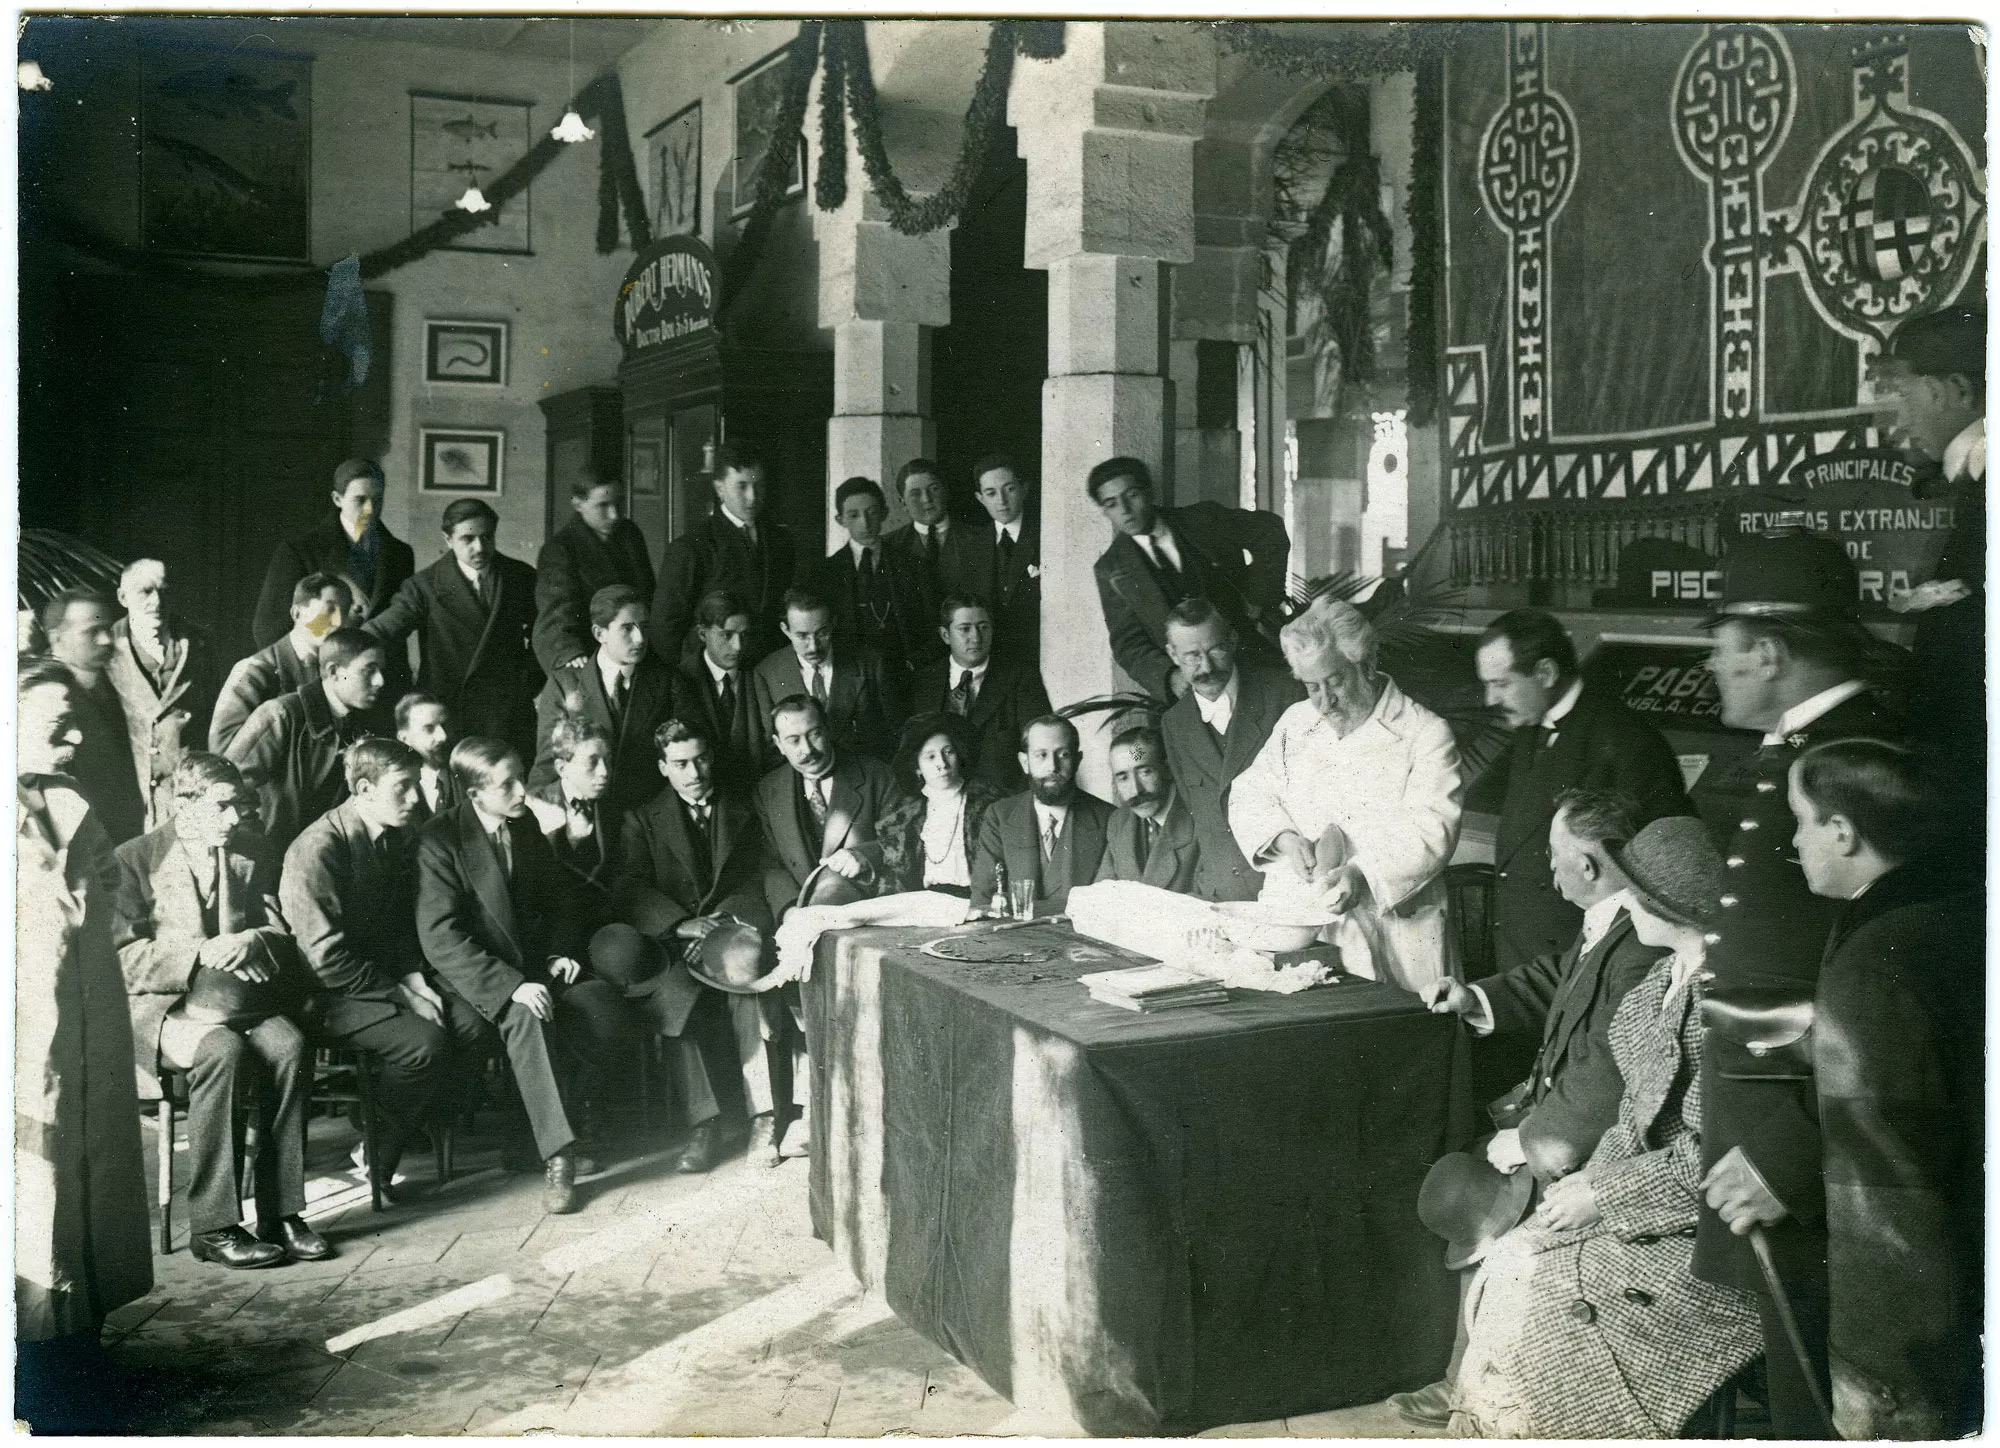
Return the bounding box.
[814,191,952,546]
[1009,22,1215,785]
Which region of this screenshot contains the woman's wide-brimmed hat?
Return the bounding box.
[1609,816,1725,929]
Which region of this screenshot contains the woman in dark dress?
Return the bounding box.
[876,712,1001,897]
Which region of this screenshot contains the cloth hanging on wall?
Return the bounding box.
[1439,22,1985,614]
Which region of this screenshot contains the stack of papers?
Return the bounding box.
[1078,962,1230,1013]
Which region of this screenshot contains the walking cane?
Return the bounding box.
[1747,1224,1838,1437]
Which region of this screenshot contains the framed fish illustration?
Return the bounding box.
[139,43,313,261]
[420,427,505,495]
[410,92,533,254]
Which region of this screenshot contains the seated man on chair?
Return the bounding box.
[111,753,327,1270]
[281,738,453,1200]
[972,715,1113,916]
[1095,724,1200,893]
[614,718,779,1171]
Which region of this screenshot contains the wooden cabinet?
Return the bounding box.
[537,385,625,543]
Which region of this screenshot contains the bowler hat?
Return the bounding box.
[798,859,870,910]
[1609,816,1725,930]
[1703,527,1859,626]
[587,923,674,1001]
[333,457,385,490]
[685,920,787,995]
[1418,1147,1534,1270]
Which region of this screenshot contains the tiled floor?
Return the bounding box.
[97,1110,1442,1437]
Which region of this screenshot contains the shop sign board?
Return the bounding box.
[615,235,718,358]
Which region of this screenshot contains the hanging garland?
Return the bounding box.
[1210,20,1466,80]
[1407,53,1444,428]
[718,20,823,316]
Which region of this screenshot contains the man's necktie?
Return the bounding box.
[1141,536,1186,603]
[949,670,973,716]
[924,527,941,572]
[491,826,512,881]
[1042,815,1060,859]
[718,670,737,721]
[567,796,594,839]
[687,799,714,880]
[1134,816,1155,871]
[995,530,1015,597]
[476,571,494,609]
[805,777,829,828]
[608,672,627,728]
[859,547,878,602]
[810,666,829,705]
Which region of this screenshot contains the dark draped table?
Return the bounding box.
[804,920,1477,1435]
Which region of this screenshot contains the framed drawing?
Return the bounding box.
[629,438,664,499]
[421,428,505,494]
[139,44,313,261]
[648,101,702,238]
[411,92,533,253]
[424,320,508,386]
[730,48,804,217]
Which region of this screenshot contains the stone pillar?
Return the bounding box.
[1010,22,1215,787]
[815,192,952,546]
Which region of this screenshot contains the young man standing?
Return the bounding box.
[908,596,1051,792]
[674,590,763,793]
[530,585,676,819]
[252,458,414,647]
[750,587,904,767]
[948,453,1040,661]
[880,458,965,667]
[653,441,803,667]
[534,469,657,674]
[41,587,147,845]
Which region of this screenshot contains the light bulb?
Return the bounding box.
[551,109,594,144]
[18,60,52,91]
[455,186,492,214]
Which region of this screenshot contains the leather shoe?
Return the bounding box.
[543,1152,578,1214]
[746,1113,780,1168]
[261,1215,335,1262]
[778,1115,810,1159]
[1389,1379,1454,1428]
[190,1225,286,1270]
[673,1118,722,1174]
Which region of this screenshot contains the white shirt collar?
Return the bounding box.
[848,539,876,565]
[599,652,636,698]
[1032,797,1070,834]
[720,504,756,535]
[1542,677,1584,729]
[995,518,1022,543]
[456,557,491,592]
[472,803,510,838]
[1762,678,1869,745]
[913,518,948,537]
[798,654,833,684]
[1580,893,1626,954]
[704,652,733,687]
[952,658,990,689]
[1943,416,1985,482]
[288,630,318,664]
[1193,670,1241,727]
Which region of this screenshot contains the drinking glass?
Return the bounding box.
[1008,877,1036,922]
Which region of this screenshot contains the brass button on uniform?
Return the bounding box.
[1569,1300,1596,1325]
[1623,1288,1654,1307]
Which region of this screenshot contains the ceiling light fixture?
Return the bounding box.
[551,20,594,144]
[455,186,492,213]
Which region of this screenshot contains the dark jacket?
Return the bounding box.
[1475,909,1663,1180]
[223,679,382,858]
[1094,792,1201,894]
[971,788,1114,915]
[526,781,622,949]
[279,801,422,1039]
[414,802,577,1022]
[1909,471,1984,780]
[1693,686,1900,1293]
[614,787,771,1036]
[1093,502,1290,700]
[752,755,905,921]
[252,515,415,649]
[529,652,677,820]
[106,619,216,830]
[365,552,542,755]
[877,780,1005,894]
[881,521,974,668]
[907,655,1052,794]
[532,515,657,674]
[946,519,1040,661]
[66,671,148,847]
[210,637,316,754]
[673,655,764,796]
[409,762,460,827]
[1467,683,1691,972]
[751,645,906,767]
[1158,663,1306,901]
[110,822,300,1098]
[812,543,928,678]
[652,508,805,668]
[1816,867,1983,1439]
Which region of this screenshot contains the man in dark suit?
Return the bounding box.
[908,596,1051,794]
[280,738,451,1196]
[396,692,458,824]
[527,714,622,945]
[365,498,542,762]
[108,558,217,831]
[211,574,351,753]
[1157,599,1306,902]
[1787,739,1981,1440]
[1397,786,1664,1427]
[616,718,777,1171]
[1691,529,1902,1440]
[1094,724,1199,893]
[252,457,415,649]
[814,476,926,679]
[1470,609,1690,973]
[879,459,969,669]
[111,753,324,1270]
[530,585,676,821]
[225,628,389,859]
[674,590,764,794]
[947,453,1039,662]
[533,469,658,674]
[41,588,147,846]
[1088,455,1289,701]
[751,587,905,767]
[415,738,626,1213]
[971,715,1113,915]
[652,439,805,668]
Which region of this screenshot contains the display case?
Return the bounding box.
[536,385,624,542]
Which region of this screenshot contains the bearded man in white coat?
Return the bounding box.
[1228,596,1464,993]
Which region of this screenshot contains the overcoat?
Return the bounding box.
[365,552,542,756]
[1158,663,1304,901]
[15,781,153,1339]
[209,636,315,754]
[106,618,215,829]
[225,678,381,857]
[252,514,414,648]
[652,508,804,668]
[280,800,424,1040]
[532,515,657,673]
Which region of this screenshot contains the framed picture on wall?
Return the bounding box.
[424,319,508,386]
[630,439,663,498]
[647,101,702,238]
[420,428,505,494]
[139,44,313,261]
[410,91,533,253]
[730,48,804,217]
